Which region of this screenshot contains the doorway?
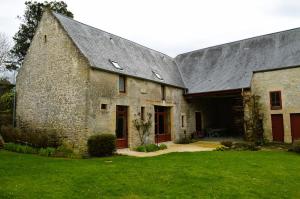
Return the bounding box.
[154,106,171,143]
[116,106,128,148]
[290,113,300,141]
[271,114,284,142]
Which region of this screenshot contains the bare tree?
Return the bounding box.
[0,33,11,75]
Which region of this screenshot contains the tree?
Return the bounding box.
[8,1,73,70]
[0,33,11,68]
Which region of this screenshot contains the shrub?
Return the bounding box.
[145,144,159,152]
[54,143,76,158]
[4,143,38,154]
[0,126,61,148]
[214,146,230,151]
[232,142,260,151]
[221,141,233,148]
[0,91,14,111]
[159,144,167,150]
[87,134,116,157]
[0,134,4,148]
[289,140,300,153]
[39,147,56,157]
[135,145,146,152]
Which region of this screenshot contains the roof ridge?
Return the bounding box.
[52,11,174,59]
[176,26,300,57]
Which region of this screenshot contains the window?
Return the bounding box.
[101,104,107,110]
[181,115,185,128]
[44,35,47,43]
[119,75,126,93]
[152,70,163,80]
[110,60,123,70]
[141,107,145,120]
[270,91,282,110]
[161,85,166,100]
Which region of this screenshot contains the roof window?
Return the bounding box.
[109,60,123,70]
[152,70,163,80]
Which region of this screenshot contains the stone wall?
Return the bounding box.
[251,67,300,143]
[16,11,90,149]
[87,69,189,147]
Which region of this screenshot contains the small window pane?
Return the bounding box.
[152,71,163,80]
[270,91,282,109]
[141,107,145,120]
[161,85,166,100]
[119,75,125,93]
[110,60,123,70]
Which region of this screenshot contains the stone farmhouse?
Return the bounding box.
[16,10,300,149]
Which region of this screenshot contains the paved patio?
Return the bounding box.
[117,141,221,157]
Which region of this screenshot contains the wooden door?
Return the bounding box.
[116,106,128,148]
[290,113,300,141]
[271,114,284,142]
[195,112,202,132]
[155,106,171,143]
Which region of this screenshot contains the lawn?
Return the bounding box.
[0,150,300,199]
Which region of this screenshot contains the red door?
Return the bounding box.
[290,114,300,141]
[116,106,128,148]
[271,114,284,142]
[155,106,171,143]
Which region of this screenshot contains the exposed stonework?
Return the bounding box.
[16,11,90,150]
[251,67,300,143]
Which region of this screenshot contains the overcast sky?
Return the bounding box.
[1,0,300,57]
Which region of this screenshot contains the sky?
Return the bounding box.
[1,0,300,57]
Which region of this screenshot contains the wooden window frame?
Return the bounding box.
[119,75,126,93]
[269,91,282,110]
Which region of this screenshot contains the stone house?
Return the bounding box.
[16,10,300,149]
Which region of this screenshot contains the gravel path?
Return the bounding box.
[117,141,221,157]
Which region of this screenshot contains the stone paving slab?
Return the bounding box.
[117,141,221,157]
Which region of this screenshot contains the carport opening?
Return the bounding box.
[186,89,244,138]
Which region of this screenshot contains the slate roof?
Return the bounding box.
[53,13,185,88]
[53,12,300,94]
[175,28,300,94]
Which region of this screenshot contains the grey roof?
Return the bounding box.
[53,13,185,88]
[175,28,300,94]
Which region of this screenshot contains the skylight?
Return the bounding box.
[152,70,163,80]
[110,60,123,70]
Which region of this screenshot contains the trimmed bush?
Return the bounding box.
[0,134,4,148]
[145,144,159,152]
[135,145,146,152]
[289,140,300,153]
[159,144,167,150]
[221,141,233,148]
[87,134,116,157]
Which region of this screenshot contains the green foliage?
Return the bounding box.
[134,145,146,152]
[289,140,300,153]
[244,94,264,143]
[38,147,56,157]
[232,142,260,151]
[145,144,159,152]
[159,144,167,150]
[4,143,38,154]
[54,143,76,158]
[220,141,233,148]
[0,90,13,112]
[132,113,152,145]
[134,143,167,152]
[8,1,73,70]
[0,126,61,148]
[87,134,116,157]
[214,146,230,151]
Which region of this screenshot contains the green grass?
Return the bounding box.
[0,150,300,199]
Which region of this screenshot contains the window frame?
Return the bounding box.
[141,107,145,121]
[119,75,126,93]
[110,60,123,70]
[269,91,282,110]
